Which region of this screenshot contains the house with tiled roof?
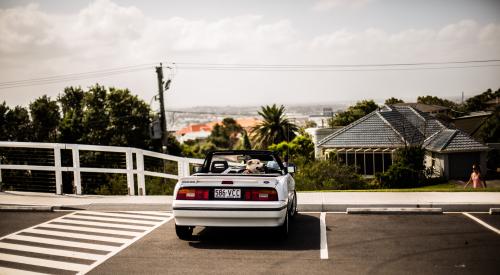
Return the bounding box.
[393,102,450,115]
[316,105,490,179]
[451,111,493,140]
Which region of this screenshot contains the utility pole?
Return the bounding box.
[156,63,168,153]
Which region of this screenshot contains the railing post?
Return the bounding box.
[177,161,184,178]
[72,145,82,195]
[136,150,146,196]
[126,149,135,195]
[183,160,190,177]
[54,145,62,195]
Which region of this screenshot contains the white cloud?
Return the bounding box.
[0,3,61,56]
[0,0,296,65]
[312,0,374,11]
[0,0,499,108]
[308,19,500,63]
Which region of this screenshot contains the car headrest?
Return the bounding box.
[210,161,228,173]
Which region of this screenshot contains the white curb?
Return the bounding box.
[0,205,54,211]
[346,207,443,214]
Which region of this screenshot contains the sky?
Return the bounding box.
[0,0,499,110]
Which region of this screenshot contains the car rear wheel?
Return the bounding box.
[289,191,297,219]
[175,224,193,240]
[276,211,289,239]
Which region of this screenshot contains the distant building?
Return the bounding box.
[174,118,261,143]
[316,105,489,179]
[322,107,334,117]
[235,117,262,132]
[308,107,336,128]
[175,122,215,143]
[305,127,343,158]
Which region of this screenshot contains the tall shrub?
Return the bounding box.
[378,146,426,188]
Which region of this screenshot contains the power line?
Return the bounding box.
[174,59,500,68]
[175,64,500,72]
[1,58,499,90]
[0,63,156,86]
[0,64,156,90]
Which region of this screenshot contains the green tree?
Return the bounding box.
[5,106,32,141]
[81,84,109,145]
[378,146,426,188]
[58,87,85,143]
[417,95,457,108]
[252,104,298,149]
[479,106,499,142]
[268,134,315,162]
[208,118,243,149]
[464,88,500,112]
[385,97,404,105]
[165,134,183,156]
[329,100,378,126]
[242,131,252,150]
[29,95,60,142]
[294,159,367,190]
[182,140,217,158]
[0,102,9,140]
[107,88,152,149]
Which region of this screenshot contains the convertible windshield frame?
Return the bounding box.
[200,150,286,175]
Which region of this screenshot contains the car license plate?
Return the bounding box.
[214,189,241,199]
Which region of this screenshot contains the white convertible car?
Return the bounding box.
[172,150,297,240]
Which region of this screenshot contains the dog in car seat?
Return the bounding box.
[243,159,264,174]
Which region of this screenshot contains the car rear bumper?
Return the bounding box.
[172,201,287,227]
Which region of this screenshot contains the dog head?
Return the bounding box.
[245,159,264,173]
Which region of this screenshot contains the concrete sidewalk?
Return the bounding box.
[1,191,499,212]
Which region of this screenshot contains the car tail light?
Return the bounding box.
[176,188,209,200]
[244,188,278,201]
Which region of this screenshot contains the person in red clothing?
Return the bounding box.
[464,164,487,189]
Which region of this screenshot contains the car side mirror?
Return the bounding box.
[193,166,203,174]
[287,164,296,173]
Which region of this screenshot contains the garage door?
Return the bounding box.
[448,153,480,179]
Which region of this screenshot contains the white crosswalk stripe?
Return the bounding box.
[53,219,151,230]
[23,228,133,243]
[0,211,173,275]
[0,242,102,261]
[36,223,140,236]
[67,214,158,224]
[0,266,51,275]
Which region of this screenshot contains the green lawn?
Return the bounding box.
[305,181,500,192]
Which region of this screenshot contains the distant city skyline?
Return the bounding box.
[1,0,499,109]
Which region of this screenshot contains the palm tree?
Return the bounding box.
[252,104,298,149]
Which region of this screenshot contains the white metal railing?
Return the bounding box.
[0,141,204,195]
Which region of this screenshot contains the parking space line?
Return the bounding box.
[444,211,489,214]
[463,212,500,235]
[320,212,328,260]
[300,211,346,214]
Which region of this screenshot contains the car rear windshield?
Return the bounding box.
[206,153,284,175]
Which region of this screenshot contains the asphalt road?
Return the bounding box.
[0,211,498,274]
